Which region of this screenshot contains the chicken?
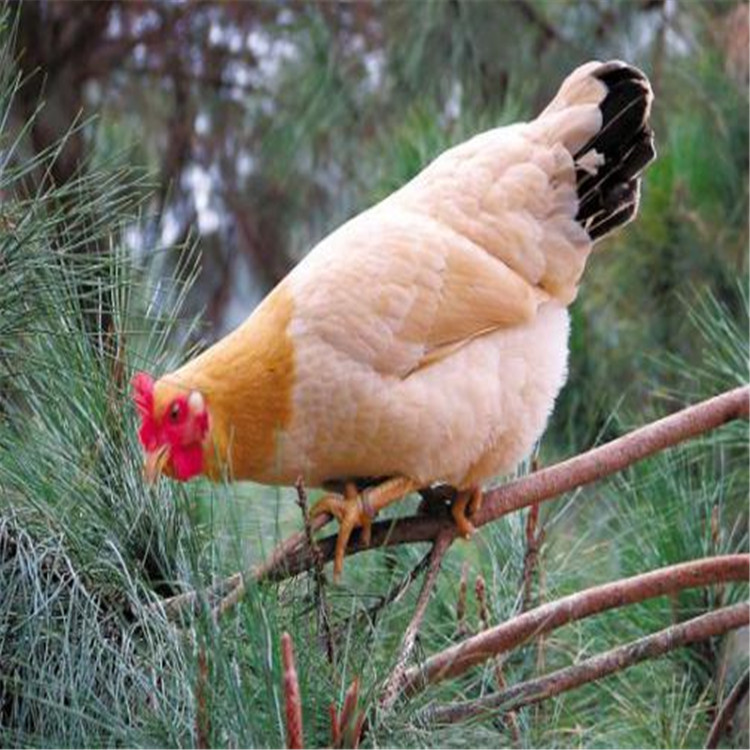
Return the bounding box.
[133,60,655,580]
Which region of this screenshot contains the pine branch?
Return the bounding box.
[334,547,434,640]
[400,555,749,697]
[419,602,750,725]
[475,574,522,745]
[705,669,750,748]
[260,386,750,583]
[157,386,749,620]
[379,529,454,711]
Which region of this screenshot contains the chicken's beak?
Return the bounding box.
[144,445,170,484]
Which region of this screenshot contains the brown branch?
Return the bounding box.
[156,512,332,620]
[334,547,434,640]
[475,575,522,745]
[420,602,750,725]
[210,514,331,619]
[705,669,750,748]
[281,633,304,750]
[400,555,750,697]
[257,386,750,582]
[379,530,454,711]
[521,503,545,612]
[157,386,749,620]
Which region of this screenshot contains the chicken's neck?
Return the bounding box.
[169,284,296,482]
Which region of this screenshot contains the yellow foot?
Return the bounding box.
[310,477,415,582]
[451,487,483,539]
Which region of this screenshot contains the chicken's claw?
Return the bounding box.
[310,477,415,582]
[451,487,483,539]
[310,483,374,581]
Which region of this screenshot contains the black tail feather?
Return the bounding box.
[574,62,656,240]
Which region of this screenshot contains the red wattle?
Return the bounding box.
[170,443,204,480]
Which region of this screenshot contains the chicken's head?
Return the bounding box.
[132,372,210,482]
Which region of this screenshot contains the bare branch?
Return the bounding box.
[705,669,750,748]
[260,386,750,582]
[475,575,522,745]
[158,513,331,620]
[157,386,749,620]
[521,503,544,612]
[379,530,454,711]
[401,555,749,697]
[334,548,434,639]
[420,602,750,725]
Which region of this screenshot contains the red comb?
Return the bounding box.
[131,372,157,450]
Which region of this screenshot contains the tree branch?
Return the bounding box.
[157,386,748,620]
[400,555,749,697]
[379,530,454,711]
[261,386,749,583]
[705,669,750,748]
[475,574,522,744]
[157,515,329,621]
[419,602,750,725]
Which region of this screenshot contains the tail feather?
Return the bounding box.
[572,62,656,241]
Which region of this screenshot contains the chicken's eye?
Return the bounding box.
[169,403,181,423]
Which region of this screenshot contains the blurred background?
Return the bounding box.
[12,1,748,449]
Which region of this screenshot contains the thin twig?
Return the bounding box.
[520,478,548,707]
[710,503,726,611]
[157,386,749,619]
[157,513,331,620]
[210,514,331,620]
[295,477,335,664]
[521,503,545,612]
[705,669,750,749]
[420,602,750,725]
[456,562,469,638]
[379,529,454,711]
[334,548,434,639]
[400,555,750,697]
[475,575,522,745]
[281,632,304,750]
[535,559,548,676]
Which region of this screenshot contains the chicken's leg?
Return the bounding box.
[310,476,416,581]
